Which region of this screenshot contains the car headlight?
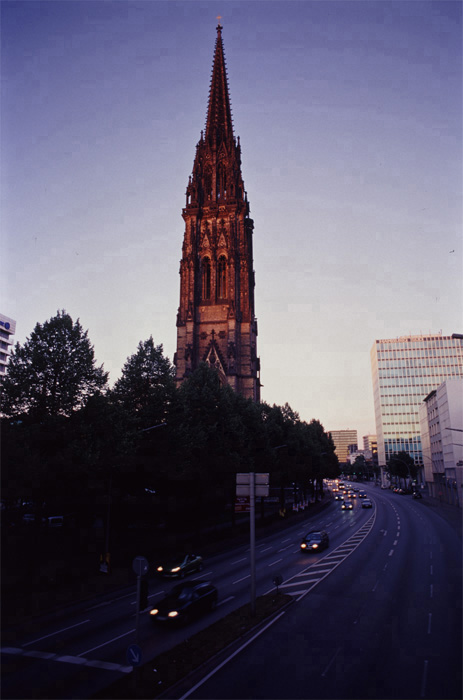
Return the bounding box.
[168,610,179,618]
[150,609,159,616]
[300,543,307,549]
[312,544,318,549]
[157,566,163,572]
[171,566,181,573]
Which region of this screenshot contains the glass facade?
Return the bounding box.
[371,333,463,468]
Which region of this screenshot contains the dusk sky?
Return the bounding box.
[2,1,461,441]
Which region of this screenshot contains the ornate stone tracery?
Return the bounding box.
[175,24,260,402]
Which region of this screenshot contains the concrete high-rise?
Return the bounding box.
[0,314,16,374]
[371,333,463,469]
[329,429,358,464]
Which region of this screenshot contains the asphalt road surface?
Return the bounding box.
[2,485,461,700]
[167,486,462,700]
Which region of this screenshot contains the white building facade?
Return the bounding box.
[0,314,16,374]
[419,379,463,507]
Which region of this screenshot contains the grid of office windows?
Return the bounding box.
[371,333,463,468]
[0,314,16,374]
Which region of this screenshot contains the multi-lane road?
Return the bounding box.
[2,483,461,699]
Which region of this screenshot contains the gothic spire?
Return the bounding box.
[204,23,234,147]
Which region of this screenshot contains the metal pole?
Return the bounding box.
[250,471,256,616]
[136,574,141,644]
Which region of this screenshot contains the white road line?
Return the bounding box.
[131,590,166,604]
[420,660,429,698]
[231,558,247,565]
[179,611,287,699]
[232,575,250,585]
[427,613,432,634]
[268,559,283,567]
[393,540,398,545]
[321,647,341,677]
[278,544,294,553]
[1,647,132,674]
[23,620,90,647]
[192,571,213,580]
[389,549,394,556]
[86,591,135,610]
[78,628,135,657]
[217,596,234,607]
[260,546,273,553]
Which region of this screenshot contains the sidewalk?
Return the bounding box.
[418,493,462,539]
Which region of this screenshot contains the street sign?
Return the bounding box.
[235,496,251,512]
[236,473,269,497]
[132,556,149,577]
[126,644,142,667]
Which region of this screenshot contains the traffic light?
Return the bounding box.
[139,576,149,611]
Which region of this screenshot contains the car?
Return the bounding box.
[347,492,356,499]
[361,499,373,508]
[149,581,217,623]
[341,501,353,510]
[412,491,423,499]
[300,530,329,552]
[156,553,203,578]
[358,492,366,498]
[334,493,344,501]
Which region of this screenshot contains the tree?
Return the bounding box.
[388,451,417,485]
[111,337,175,427]
[0,310,108,419]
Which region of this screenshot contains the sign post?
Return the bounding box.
[132,556,149,644]
[235,473,269,616]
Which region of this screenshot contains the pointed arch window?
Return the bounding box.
[217,255,227,299]
[202,256,211,300]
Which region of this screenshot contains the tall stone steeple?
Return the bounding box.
[174,23,260,401]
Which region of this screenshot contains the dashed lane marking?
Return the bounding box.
[1,647,132,674]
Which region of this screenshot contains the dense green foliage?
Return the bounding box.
[0,310,108,419]
[1,312,339,539]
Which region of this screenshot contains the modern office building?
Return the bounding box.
[419,378,463,506]
[329,429,358,464]
[371,333,463,471]
[0,314,16,374]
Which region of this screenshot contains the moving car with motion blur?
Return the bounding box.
[361,499,373,508]
[300,530,329,552]
[342,501,353,510]
[149,581,217,623]
[156,553,203,578]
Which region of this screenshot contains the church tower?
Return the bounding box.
[174,23,260,401]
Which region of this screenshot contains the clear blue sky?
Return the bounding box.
[2,1,461,441]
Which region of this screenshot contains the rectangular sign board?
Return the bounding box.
[236,473,269,485]
[235,496,251,512]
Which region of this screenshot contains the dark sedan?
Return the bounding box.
[300,530,329,552]
[342,501,353,510]
[362,499,373,508]
[156,553,203,578]
[149,581,218,623]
